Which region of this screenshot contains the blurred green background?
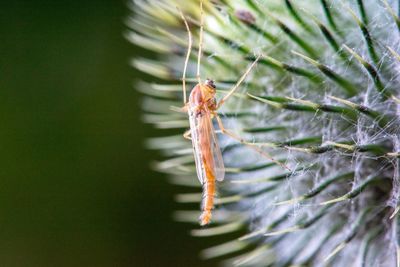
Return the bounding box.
[0,1,217,266]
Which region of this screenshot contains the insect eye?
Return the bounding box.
[205,79,216,89]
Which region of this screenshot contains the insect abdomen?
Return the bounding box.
[200,162,216,226]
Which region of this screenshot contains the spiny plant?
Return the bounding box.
[128,0,400,266]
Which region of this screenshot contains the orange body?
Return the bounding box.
[187,80,224,226]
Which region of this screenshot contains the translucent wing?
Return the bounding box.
[209,120,225,181]
[188,107,225,184]
[188,109,206,184]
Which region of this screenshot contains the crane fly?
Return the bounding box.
[177,0,289,226]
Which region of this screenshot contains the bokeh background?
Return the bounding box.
[0,1,218,266]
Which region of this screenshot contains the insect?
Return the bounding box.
[177,0,289,226]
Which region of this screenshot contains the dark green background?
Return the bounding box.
[0,1,216,266]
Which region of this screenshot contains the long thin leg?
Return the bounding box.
[217,54,262,109]
[214,114,291,171]
[177,7,192,104]
[197,0,204,85]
